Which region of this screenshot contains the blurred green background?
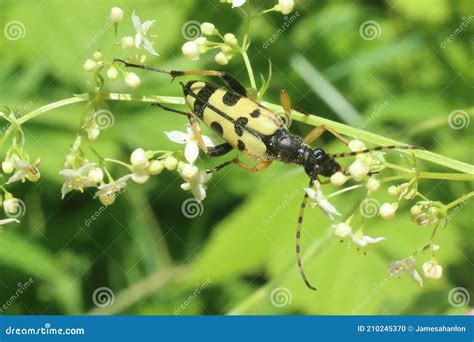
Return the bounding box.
[0,0,472,315]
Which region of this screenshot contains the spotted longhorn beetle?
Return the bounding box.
[114,59,422,291]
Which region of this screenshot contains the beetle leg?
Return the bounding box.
[151,102,188,115]
[280,89,293,128]
[233,159,273,172]
[303,125,349,146]
[207,159,273,174]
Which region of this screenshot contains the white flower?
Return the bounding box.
[388,256,423,287]
[330,171,347,186]
[366,177,380,192]
[87,125,100,140]
[130,148,149,169]
[332,222,352,238]
[2,160,14,174]
[59,163,100,198]
[201,22,216,36]
[130,148,151,184]
[304,182,341,220]
[110,7,124,23]
[181,163,199,180]
[422,261,442,279]
[163,156,178,170]
[132,10,159,56]
[348,159,369,181]
[3,197,21,216]
[164,126,213,164]
[195,37,207,46]
[93,51,102,61]
[121,36,135,49]
[6,157,41,184]
[180,170,212,202]
[0,218,19,226]
[83,59,96,71]
[350,230,385,247]
[276,0,295,15]
[148,160,164,175]
[106,66,118,80]
[223,33,238,45]
[88,168,104,183]
[387,185,399,196]
[379,202,397,220]
[182,41,200,61]
[232,0,246,8]
[94,175,131,205]
[348,139,366,152]
[214,51,230,65]
[124,72,141,88]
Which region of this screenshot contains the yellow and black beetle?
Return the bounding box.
[114,59,422,290]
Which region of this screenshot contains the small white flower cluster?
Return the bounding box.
[82,8,162,89]
[223,0,295,15]
[389,251,443,286]
[182,22,239,65]
[0,120,42,226]
[58,123,215,205]
[410,201,443,227]
[165,125,214,201]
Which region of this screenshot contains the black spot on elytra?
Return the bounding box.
[193,84,216,117]
[250,108,261,118]
[237,140,246,151]
[234,117,249,137]
[210,121,224,136]
[222,92,241,106]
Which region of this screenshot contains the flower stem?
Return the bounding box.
[12,93,474,176]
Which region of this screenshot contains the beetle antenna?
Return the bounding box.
[112,58,172,75]
[330,145,424,159]
[296,176,318,291]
